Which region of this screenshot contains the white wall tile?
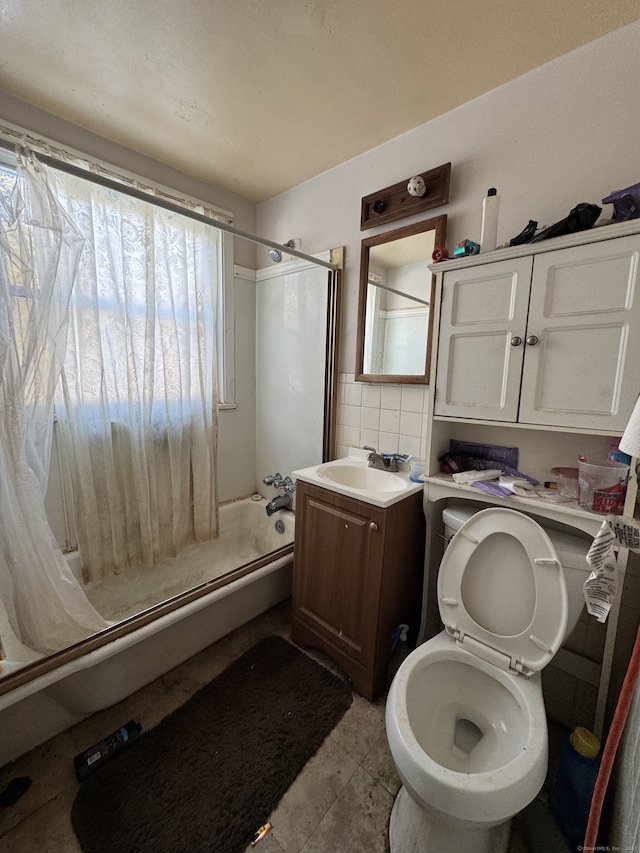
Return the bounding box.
[380,386,402,409]
[401,386,426,413]
[338,424,360,447]
[379,432,399,453]
[380,408,400,434]
[400,410,422,437]
[362,385,381,409]
[342,404,361,428]
[400,435,422,458]
[344,382,363,406]
[360,428,380,449]
[361,406,380,430]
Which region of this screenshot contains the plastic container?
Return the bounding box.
[550,727,601,851]
[551,466,579,500]
[409,459,425,482]
[480,187,499,252]
[578,458,629,514]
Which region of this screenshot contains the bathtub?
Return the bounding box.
[0,497,294,767]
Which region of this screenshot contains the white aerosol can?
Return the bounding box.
[480,187,499,252]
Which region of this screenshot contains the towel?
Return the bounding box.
[452,468,503,485]
[498,475,537,496]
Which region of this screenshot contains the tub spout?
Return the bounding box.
[266,493,293,516]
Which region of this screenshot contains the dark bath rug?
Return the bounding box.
[71,635,353,853]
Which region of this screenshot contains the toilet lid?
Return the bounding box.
[438,507,568,676]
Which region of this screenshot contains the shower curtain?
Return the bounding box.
[0,155,108,654]
[50,167,219,581]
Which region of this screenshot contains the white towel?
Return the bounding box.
[498,475,536,497]
[452,468,503,485]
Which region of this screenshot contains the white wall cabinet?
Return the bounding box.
[434,233,640,432]
[424,220,640,737]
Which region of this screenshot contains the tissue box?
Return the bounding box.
[449,440,518,470]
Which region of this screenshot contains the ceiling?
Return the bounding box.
[0,1,637,203]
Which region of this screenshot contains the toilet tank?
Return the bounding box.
[441,504,592,637]
[442,504,477,542]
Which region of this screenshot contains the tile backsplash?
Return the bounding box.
[335,373,428,461]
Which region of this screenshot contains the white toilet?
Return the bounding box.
[385,505,592,853]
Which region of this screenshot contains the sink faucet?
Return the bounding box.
[263,472,296,515]
[363,446,410,473]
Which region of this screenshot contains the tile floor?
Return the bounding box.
[0,600,532,853]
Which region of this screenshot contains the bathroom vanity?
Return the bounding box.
[423,219,640,735]
[291,454,425,700]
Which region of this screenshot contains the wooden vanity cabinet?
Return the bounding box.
[291,480,425,700]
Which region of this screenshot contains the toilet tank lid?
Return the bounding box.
[442,504,590,572]
[442,504,478,530]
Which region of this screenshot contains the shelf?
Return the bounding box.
[423,473,618,538]
[431,416,624,437]
[428,218,640,273]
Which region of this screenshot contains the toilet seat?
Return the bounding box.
[438,508,568,676]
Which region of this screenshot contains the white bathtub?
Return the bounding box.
[0,497,294,766]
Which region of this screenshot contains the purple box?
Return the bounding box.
[602,183,640,222]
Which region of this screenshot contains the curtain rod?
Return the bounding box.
[0,138,337,271]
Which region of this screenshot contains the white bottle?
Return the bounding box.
[480,187,499,253]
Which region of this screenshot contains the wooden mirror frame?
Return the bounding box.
[355,214,447,384]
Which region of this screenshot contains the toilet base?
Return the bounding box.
[389,786,511,853]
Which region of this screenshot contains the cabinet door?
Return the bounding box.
[520,235,640,430]
[434,257,533,420]
[293,488,383,668]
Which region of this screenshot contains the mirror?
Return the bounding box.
[356,214,447,384]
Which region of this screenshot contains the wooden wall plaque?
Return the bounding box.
[360,162,451,230]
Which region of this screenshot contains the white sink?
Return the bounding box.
[293,448,423,508]
[317,463,407,493]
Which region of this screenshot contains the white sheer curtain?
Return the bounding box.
[50,168,219,581]
[0,155,108,655]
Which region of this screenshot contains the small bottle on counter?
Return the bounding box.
[480,187,500,252]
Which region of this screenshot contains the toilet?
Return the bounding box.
[385,505,592,853]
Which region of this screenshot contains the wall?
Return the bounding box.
[256,19,640,461]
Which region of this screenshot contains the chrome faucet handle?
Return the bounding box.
[264,473,296,491]
[392,453,410,464]
[263,473,282,486]
[385,453,411,472]
[364,445,381,467]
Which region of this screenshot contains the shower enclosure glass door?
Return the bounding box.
[256,250,336,487]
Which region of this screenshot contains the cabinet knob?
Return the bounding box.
[369,522,378,531]
[526,334,539,346]
[510,336,522,347]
